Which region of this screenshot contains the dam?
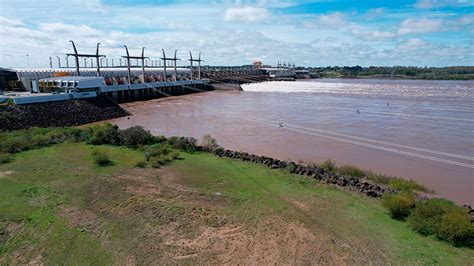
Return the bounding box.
[0,41,298,105]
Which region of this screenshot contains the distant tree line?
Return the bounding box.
[305,66,474,80]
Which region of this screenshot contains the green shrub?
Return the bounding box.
[149,157,166,168]
[381,192,416,220]
[366,172,393,184]
[389,177,429,192]
[86,123,122,146]
[134,160,147,168]
[61,127,87,142]
[120,126,154,148]
[408,198,462,235]
[436,210,474,246]
[142,144,171,161]
[152,135,168,144]
[163,155,173,162]
[201,134,220,151]
[169,150,180,160]
[0,152,12,164]
[286,162,296,173]
[0,127,84,153]
[169,136,197,152]
[337,164,365,177]
[320,159,336,173]
[92,150,112,166]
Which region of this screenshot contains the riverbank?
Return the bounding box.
[1,135,473,264]
[109,81,474,206]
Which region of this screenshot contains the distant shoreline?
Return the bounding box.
[311,75,474,81]
[308,66,474,81]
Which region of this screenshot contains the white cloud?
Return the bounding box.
[318,12,348,29]
[224,6,270,22]
[398,18,444,35]
[397,38,430,50]
[365,8,384,20]
[414,0,472,9]
[350,29,397,41]
[0,16,25,27]
[398,15,474,35]
[0,0,472,67]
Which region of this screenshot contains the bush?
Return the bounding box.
[212,147,224,155]
[389,177,429,192]
[169,136,198,152]
[201,134,220,151]
[92,150,112,166]
[0,152,12,164]
[169,150,180,160]
[366,172,393,184]
[337,164,365,177]
[62,127,88,142]
[320,159,336,173]
[142,144,171,161]
[149,157,166,168]
[436,210,474,246]
[120,126,154,148]
[86,123,122,146]
[0,127,88,153]
[134,160,147,168]
[381,192,416,220]
[408,199,461,235]
[286,162,297,173]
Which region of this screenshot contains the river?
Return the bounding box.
[109,78,474,205]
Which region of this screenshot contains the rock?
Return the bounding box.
[337,177,347,186]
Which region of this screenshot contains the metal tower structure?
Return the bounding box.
[161,49,180,82]
[122,46,149,84]
[188,51,203,80]
[66,41,105,76]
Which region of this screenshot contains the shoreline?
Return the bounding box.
[108,84,473,206]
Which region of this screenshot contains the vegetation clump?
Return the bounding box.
[86,124,122,146]
[389,177,430,193]
[200,134,221,152]
[381,192,416,220]
[408,199,473,246]
[0,152,12,164]
[337,164,365,177]
[286,162,297,173]
[319,159,336,173]
[168,136,198,152]
[92,149,113,166]
[120,126,154,148]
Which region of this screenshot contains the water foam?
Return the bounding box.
[241,80,474,98]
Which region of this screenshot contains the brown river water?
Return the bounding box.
[109,79,474,205]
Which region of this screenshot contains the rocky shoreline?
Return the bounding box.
[206,148,394,198]
[207,148,474,219]
[0,96,128,131]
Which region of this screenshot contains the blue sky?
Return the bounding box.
[0,0,473,67]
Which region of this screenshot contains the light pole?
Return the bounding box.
[26,54,30,67]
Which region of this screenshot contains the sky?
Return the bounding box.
[0,0,473,67]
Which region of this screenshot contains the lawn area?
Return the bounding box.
[0,143,472,264]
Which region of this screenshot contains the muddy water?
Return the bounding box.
[109,79,474,205]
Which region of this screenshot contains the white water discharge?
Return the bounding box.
[241,79,474,98]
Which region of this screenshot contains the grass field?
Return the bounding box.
[1,143,472,264]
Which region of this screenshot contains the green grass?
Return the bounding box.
[0,143,144,264]
[0,143,472,264]
[169,153,474,264]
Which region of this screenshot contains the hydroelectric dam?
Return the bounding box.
[0,41,299,105]
[0,41,299,130]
